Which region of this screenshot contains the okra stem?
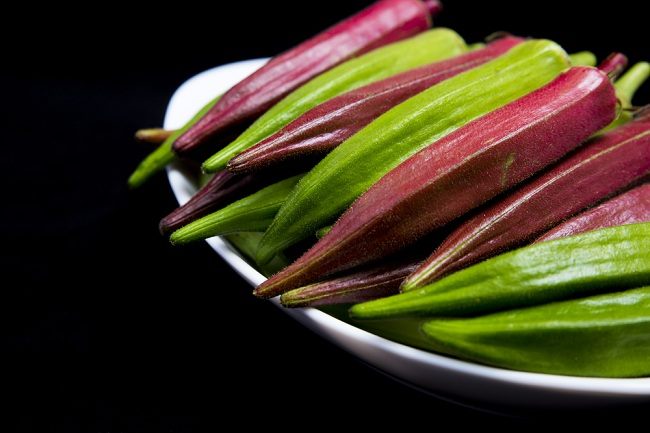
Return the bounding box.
[597,52,628,80]
[615,61,650,108]
[135,128,174,144]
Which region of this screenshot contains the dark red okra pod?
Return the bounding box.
[280,260,420,308]
[256,66,617,297]
[403,109,650,290]
[159,170,258,234]
[228,37,522,174]
[172,0,441,156]
[536,183,650,242]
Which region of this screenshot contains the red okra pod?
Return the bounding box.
[159,170,259,234]
[257,66,617,297]
[280,260,420,308]
[228,37,522,174]
[536,183,650,242]
[403,109,650,290]
[172,0,441,156]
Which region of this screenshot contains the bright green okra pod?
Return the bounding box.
[128,94,222,188]
[257,40,570,264]
[350,223,650,319]
[422,286,650,377]
[202,28,467,172]
[169,175,303,245]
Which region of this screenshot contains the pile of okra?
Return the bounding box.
[129,0,650,377]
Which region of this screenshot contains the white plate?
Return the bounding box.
[165,59,650,410]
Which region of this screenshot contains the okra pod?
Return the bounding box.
[281,260,420,308]
[403,108,650,290]
[350,223,650,319]
[202,28,467,171]
[536,183,650,242]
[173,0,442,156]
[254,40,570,274]
[159,170,260,234]
[422,286,650,377]
[169,175,303,245]
[227,37,522,174]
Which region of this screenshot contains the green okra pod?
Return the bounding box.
[422,286,650,377]
[281,260,420,308]
[169,175,303,245]
[350,223,650,319]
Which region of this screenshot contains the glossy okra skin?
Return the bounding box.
[202,28,467,172]
[256,63,611,299]
[403,111,650,290]
[169,175,303,245]
[350,223,650,320]
[536,183,650,242]
[422,286,650,377]
[280,260,420,308]
[227,37,522,174]
[254,40,570,275]
[159,170,259,234]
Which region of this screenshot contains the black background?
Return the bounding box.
[3,0,649,430]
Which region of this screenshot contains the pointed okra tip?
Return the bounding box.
[420,319,466,345]
[202,152,229,174]
[253,269,286,298]
[279,290,308,308]
[349,293,410,320]
[168,229,185,246]
[127,140,176,189]
[127,169,147,189]
[252,283,277,299]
